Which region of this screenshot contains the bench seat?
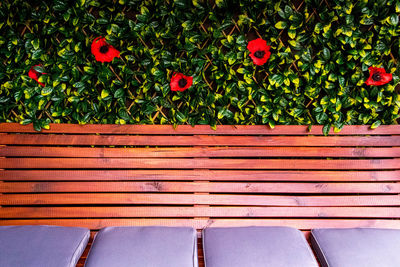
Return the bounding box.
[0,225,89,267]
[311,228,400,267]
[203,226,318,267]
[85,226,198,267]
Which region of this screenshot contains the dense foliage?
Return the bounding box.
[0,0,399,132]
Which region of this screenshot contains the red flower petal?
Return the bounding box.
[365,66,392,86]
[247,38,271,66]
[365,77,374,86]
[170,72,193,92]
[28,65,45,87]
[380,72,393,84]
[247,38,269,53]
[91,37,120,63]
[368,66,385,73]
[249,51,271,66]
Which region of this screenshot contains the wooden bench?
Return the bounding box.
[0,123,399,266]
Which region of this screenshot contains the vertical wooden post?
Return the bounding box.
[193,145,210,220]
[193,144,210,266]
[0,134,6,209]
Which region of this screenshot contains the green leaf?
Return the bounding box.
[33,65,45,73]
[176,111,187,122]
[20,119,32,125]
[275,21,287,29]
[101,89,109,99]
[114,89,125,99]
[370,120,381,129]
[236,35,246,46]
[322,48,330,60]
[237,68,245,74]
[288,29,296,39]
[41,86,53,96]
[390,14,399,26]
[31,39,40,50]
[323,125,330,136]
[215,0,224,7]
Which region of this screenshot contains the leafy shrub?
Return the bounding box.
[0,0,399,133]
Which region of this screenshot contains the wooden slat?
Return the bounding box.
[2,146,399,158]
[2,182,400,193]
[2,170,399,181]
[1,134,400,146]
[2,206,400,218]
[1,123,400,135]
[1,218,399,230]
[2,193,399,206]
[1,158,399,169]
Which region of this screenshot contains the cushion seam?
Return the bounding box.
[311,230,330,267]
[297,230,319,266]
[202,229,207,267]
[192,229,197,267]
[69,230,90,267]
[83,231,99,267]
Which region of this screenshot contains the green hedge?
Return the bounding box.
[0,0,399,133]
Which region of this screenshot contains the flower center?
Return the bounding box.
[178,78,187,88]
[372,72,381,81]
[254,50,265,59]
[100,45,109,54]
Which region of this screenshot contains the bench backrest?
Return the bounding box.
[1,123,399,266]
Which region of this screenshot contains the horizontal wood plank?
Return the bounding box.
[2,181,399,193]
[1,123,400,135]
[2,206,399,218]
[2,146,399,158]
[2,193,399,206]
[2,170,399,181]
[1,218,399,230]
[1,158,399,169]
[1,134,400,146]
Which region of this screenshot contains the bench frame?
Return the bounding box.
[1,123,399,266]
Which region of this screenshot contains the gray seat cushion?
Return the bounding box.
[311,228,400,267]
[0,225,90,267]
[85,226,198,267]
[202,226,318,267]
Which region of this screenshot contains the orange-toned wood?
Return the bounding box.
[1,218,400,229]
[1,123,400,135]
[2,181,399,193]
[2,193,399,206]
[2,206,400,218]
[1,146,399,158]
[0,124,399,267]
[1,158,399,169]
[2,170,399,181]
[1,134,400,146]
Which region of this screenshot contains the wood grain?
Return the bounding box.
[1,134,400,146]
[2,206,399,218]
[2,193,399,206]
[1,218,399,230]
[1,123,400,135]
[2,170,399,181]
[1,158,399,169]
[2,181,399,193]
[2,146,399,158]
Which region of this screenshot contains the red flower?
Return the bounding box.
[365,67,392,86]
[247,38,271,66]
[91,37,120,62]
[170,72,193,92]
[28,65,46,87]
